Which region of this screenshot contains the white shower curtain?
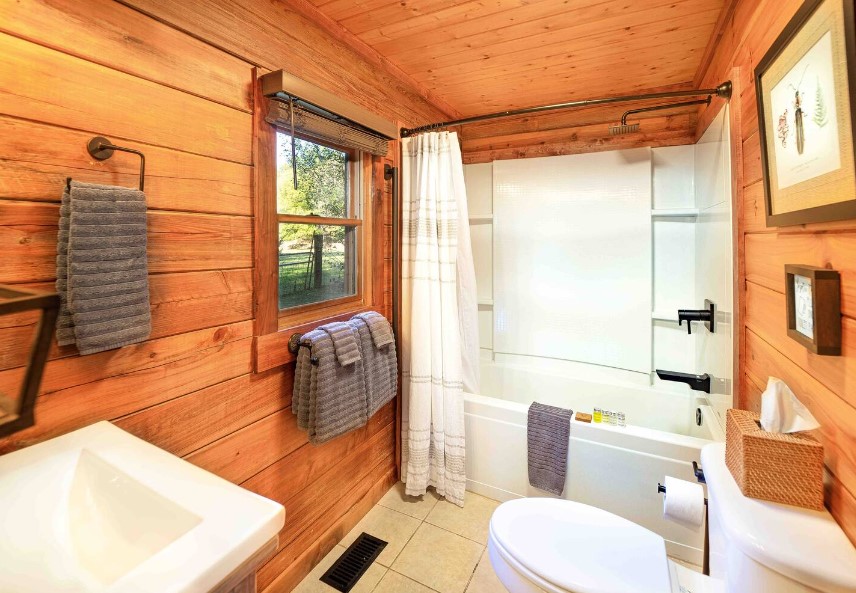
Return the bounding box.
[400,131,478,507]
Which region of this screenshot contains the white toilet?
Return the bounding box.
[488,443,856,593]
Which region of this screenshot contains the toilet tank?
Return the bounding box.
[701,443,856,593]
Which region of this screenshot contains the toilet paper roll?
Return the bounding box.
[663,476,705,527]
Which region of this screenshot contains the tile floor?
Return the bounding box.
[294,482,702,593]
[294,482,509,593]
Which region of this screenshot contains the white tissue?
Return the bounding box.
[663,476,705,527]
[759,377,820,433]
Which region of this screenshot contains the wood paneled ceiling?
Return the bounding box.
[307,0,728,118]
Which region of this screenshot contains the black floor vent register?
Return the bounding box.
[320,533,388,592]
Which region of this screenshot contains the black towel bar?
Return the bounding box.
[288,332,318,365]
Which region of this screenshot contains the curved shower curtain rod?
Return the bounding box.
[399,81,732,137]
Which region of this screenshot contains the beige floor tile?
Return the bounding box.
[378,481,441,520]
[465,549,509,593]
[293,545,386,593]
[339,505,422,567]
[391,523,484,593]
[425,492,500,544]
[373,571,437,593]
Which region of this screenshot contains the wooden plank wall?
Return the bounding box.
[0,0,440,590]
[697,0,856,543]
[460,106,698,164]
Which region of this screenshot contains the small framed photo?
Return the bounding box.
[785,264,841,355]
[756,0,856,226]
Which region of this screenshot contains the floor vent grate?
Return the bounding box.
[319,533,387,593]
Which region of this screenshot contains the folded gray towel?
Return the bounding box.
[349,315,397,417]
[55,184,75,346]
[354,311,395,347]
[324,321,362,366]
[301,324,369,444]
[527,402,572,496]
[291,313,396,445]
[56,181,151,355]
[294,328,325,431]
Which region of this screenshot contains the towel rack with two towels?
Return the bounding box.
[66,136,146,191]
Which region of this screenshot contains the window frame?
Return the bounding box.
[252,71,393,362]
[274,130,368,324]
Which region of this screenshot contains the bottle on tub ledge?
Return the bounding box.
[593,408,626,427]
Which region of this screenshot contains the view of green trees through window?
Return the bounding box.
[276,132,358,310]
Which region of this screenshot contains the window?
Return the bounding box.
[252,72,395,363]
[275,131,363,314]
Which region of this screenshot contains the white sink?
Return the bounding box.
[0,421,285,593]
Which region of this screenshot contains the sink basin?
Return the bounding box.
[0,421,285,593]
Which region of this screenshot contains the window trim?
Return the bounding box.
[252,70,394,372]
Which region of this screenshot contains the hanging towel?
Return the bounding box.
[350,313,397,417]
[302,323,369,444]
[294,328,325,431]
[55,183,76,346]
[527,402,573,496]
[56,181,151,355]
[354,311,395,348]
[324,321,362,366]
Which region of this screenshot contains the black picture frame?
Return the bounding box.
[755,0,856,227]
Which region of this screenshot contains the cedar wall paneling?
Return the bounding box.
[697,0,856,543]
[0,0,442,590]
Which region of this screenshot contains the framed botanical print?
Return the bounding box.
[756,0,856,226]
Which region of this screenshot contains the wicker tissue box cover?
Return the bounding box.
[725,408,824,510]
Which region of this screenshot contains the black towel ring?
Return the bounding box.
[74,136,146,191]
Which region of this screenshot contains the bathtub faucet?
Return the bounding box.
[655,369,711,394]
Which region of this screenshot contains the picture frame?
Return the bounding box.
[784,264,841,355]
[755,0,856,227]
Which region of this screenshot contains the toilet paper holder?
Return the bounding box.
[658,461,709,576]
[658,461,707,500]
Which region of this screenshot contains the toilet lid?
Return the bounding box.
[489,498,671,593]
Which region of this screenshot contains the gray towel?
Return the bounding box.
[304,324,369,444]
[294,328,324,431]
[324,321,362,366]
[349,315,397,417]
[354,311,395,347]
[527,402,572,496]
[56,181,151,355]
[55,184,76,346]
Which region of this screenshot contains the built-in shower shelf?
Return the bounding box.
[650,208,699,219]
[469,214,493,223]
[478,299,494,307]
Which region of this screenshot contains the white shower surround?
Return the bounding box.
[492,149,653,376]
[461,108,734,567]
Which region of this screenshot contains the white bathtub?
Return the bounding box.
[464,360,725,565]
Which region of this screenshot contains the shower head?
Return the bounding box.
[608,96,713,137]
[609,122,640,136]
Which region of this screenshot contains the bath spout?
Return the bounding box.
[655,369,711,394]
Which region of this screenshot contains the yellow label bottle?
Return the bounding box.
[593,408,602,423]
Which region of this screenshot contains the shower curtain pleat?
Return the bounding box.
[400,131,477,507]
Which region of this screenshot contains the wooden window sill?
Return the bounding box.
[253,305,378,373]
